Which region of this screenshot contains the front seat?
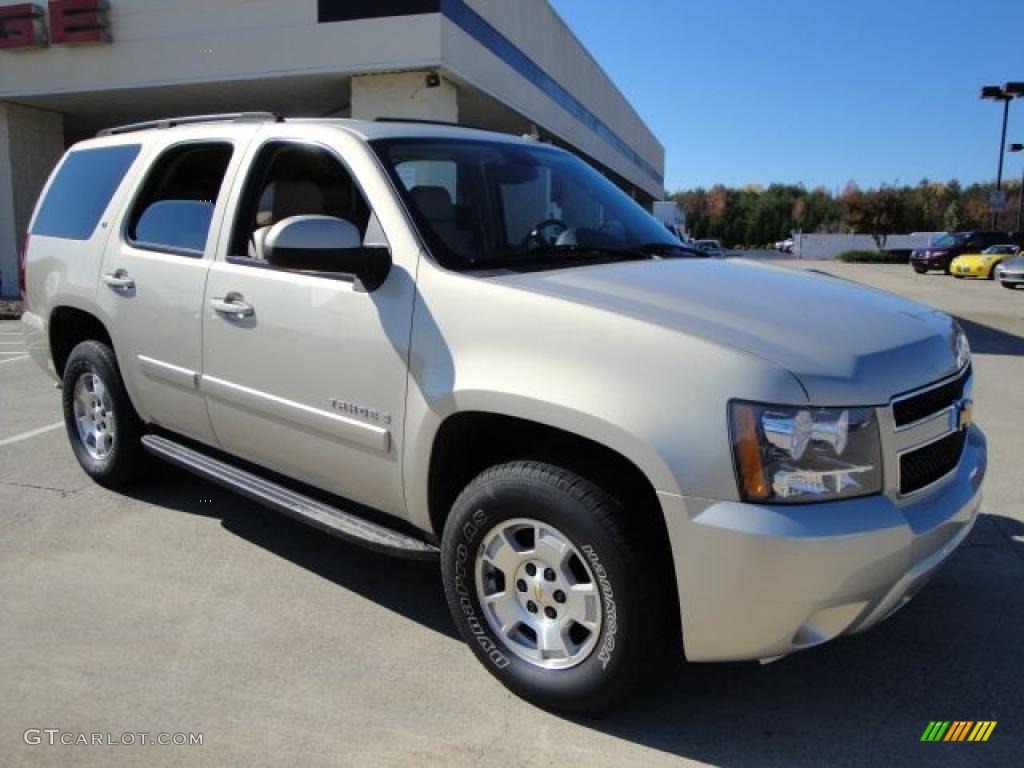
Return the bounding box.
[410,185,474,258]
[248,180,325,261]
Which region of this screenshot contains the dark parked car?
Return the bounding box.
[911,231,1011,274]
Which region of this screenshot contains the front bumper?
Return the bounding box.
[997,270,1024,285]
[661,424,986,662]
[911,253,946,269]
[952,261,991,277]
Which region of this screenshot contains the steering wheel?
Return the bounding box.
[521,218,568,248]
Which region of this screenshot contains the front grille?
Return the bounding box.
[892,365,971,427]
[899,430,967,494]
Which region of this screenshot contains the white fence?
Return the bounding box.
[793,233,946,260]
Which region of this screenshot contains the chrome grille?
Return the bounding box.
[899,430,967,495]
[892,364,971,428]
[892,365,972,496]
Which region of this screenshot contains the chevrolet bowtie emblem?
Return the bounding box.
[955,398,974,431]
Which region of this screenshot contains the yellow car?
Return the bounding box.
[951,244,1020,279]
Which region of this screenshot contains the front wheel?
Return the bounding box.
[913,265,927,274]
[1002,282,1019,290]
[62,340,146,488]
[441,461,670,713]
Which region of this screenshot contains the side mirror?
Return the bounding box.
[264,215,391,291]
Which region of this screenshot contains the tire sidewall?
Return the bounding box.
[61,343,136,483]
[442,474,637,710]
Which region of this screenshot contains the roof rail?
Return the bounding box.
[373,117,463,128]
[97,112,283,137]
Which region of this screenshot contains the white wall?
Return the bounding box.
[0,1,443,97]
[794,233,945,260]
[352,72,458,123]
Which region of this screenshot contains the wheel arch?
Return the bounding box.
[426,410,680,627]
[49,305,114,378]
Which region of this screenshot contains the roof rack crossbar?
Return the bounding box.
[98,112,283,137]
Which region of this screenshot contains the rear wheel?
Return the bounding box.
[62,340,146,488]
[440,461,670,713]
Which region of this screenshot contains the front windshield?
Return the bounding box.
[372,138,683,271]
[933,233,968,248]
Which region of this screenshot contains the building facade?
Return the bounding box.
[0,0,666,298]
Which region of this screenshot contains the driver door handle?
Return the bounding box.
[102,269,135,292]
[210,292,255,320]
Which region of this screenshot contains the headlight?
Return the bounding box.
[729,402,882,503]
[953,322,970,370]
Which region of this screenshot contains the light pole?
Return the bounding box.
[981,83,1024,229]
[1010,142,1023,233]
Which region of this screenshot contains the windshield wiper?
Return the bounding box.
[478,244,655,271]
[635,242,709,258]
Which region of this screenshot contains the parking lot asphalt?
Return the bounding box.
[2,263,1022,768]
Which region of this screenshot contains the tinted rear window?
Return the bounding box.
[32,145,141,240]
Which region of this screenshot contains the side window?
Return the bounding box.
[126,143,233,256]
[32,144,141,240]
[228,142,373,264]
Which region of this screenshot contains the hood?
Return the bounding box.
[491,258,962,405]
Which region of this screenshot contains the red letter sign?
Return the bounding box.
[0,3,46,49]
[48,0,109,45]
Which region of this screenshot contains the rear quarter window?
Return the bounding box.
[31,144,141,240]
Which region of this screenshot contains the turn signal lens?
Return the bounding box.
[731,403,770,501]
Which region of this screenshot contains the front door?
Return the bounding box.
[97,134,252,444]
[201,129,418,517]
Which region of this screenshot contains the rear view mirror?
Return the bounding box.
[264,215,392,291]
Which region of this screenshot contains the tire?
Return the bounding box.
[440,461,670,713]
[953,274,963,279]
[1002,282,1018,290]
[913,266,927,274]
[62,340,146,488]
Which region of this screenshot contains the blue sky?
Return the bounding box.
[549,0,1024,192]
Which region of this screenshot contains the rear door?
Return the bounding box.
[95,128,256,444]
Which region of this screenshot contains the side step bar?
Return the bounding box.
[141,435,439,561]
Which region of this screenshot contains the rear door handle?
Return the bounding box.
[102,269,135,292]
[210,292,255,319]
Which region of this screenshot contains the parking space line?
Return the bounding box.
[0,341,24,345]
[0,356,30,366]
[0,422,64,449]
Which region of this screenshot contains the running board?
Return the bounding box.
[141,434,439,561]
